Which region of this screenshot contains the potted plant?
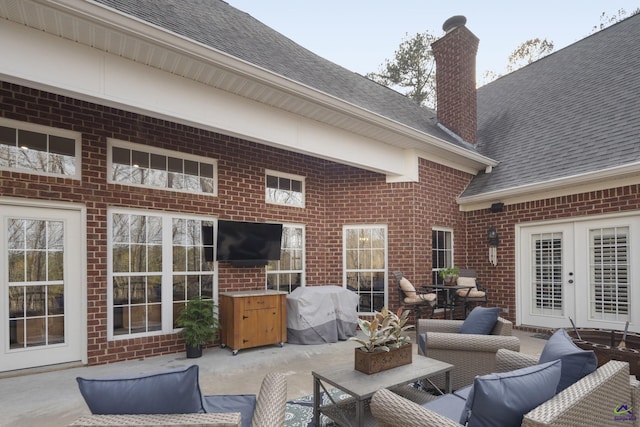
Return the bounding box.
[438,266,460,285]
[176,296,219,358]
[350,307,414,374]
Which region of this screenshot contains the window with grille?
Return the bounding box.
[589,227,629,321]
[531,233,564,315]
[344,225,387,313]
[265,170,304,207]
[432,229,453,285]
[109,140,216,195]
[0,119,79,178]
[109,210,215,339]
[267,224,304,292]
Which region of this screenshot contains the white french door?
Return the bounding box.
[519,215,637,333]
[520,223,575,329]
[0,203,84,372]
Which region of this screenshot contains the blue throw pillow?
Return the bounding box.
[77,365,204,415]
[462,360,561,427]
[538,328,598,392]
[458,307,499,334]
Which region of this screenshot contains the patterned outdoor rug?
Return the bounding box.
[284,388,348,427]
[284,382,431,426]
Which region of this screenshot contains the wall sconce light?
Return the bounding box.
[488,226,499,266]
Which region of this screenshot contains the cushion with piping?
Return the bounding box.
[462,359,561,427]
[404,293,436,304]
[399,277,417,297]
[458,307,499,334]
[76,365,204,415]
[538,328,598,392]
[456,277,486,297]
[421,393,467,423]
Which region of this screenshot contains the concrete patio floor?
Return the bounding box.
[0,329,547,427]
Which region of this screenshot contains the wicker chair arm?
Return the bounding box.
[416,319,463,336]
[370,388,462,427]
[250,372,287,427]
[425,333,520,352]
[495,348,538,372]
[523,361,631,427]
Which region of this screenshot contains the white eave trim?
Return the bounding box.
[40,0,497,173]
[457,161,640,211]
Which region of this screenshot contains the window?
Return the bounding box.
[109,210,215,339]
[589,227,629,321]
[265,170,304,207]
[267,224,304,292]
[432,228,453,284]
[0,119,80,178]
[109,140,217,195]
[344,225,387,313]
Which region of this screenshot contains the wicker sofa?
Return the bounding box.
[371,349,640,427]
[73,366,287,427]
[416,316,520,390]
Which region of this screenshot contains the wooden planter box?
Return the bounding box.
[354,344,412,374]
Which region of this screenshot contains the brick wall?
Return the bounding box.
[0,81,472,364]
[465,186,640,322]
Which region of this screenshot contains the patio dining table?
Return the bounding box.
[420,284,475,319]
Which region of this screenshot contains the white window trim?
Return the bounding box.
[343,224,389,313]
[107,207,218,340]
[0,117,82,180]
[107,139,218,196]
[266,223,306,290]
[265,169,305,208]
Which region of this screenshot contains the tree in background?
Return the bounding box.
[365,31,437,109]
[370,9,640,100]
[506,38,554,73]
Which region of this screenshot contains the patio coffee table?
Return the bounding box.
[312,356,452,427]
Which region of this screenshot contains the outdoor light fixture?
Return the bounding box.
[488,226,499,266]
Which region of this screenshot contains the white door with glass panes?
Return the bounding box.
[0,204,84,372]
[519,216,637,332]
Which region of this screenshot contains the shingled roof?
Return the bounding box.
[92,0,461,148]
[464,13,640,198]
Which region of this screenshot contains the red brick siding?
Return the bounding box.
[465,186,640,322]
[0,82,473,364]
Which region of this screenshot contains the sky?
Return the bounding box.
[226,1,637,84]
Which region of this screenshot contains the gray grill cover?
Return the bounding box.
[286,286,359,344]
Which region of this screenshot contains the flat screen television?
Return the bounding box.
[215,220,283,266]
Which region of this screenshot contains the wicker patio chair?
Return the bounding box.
[371,357,639,427]
[415,316,519,390]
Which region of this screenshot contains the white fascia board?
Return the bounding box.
[457,162,640,212]
[0,19,414,179]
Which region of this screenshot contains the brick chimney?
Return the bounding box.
[431,15,479,144]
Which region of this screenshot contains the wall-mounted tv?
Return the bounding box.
[215,220,283,266]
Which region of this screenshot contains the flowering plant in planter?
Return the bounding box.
[350,306,413,353]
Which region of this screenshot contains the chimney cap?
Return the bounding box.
[442,15,467,32]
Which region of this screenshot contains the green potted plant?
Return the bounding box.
[350,307,414,374]
[176,296,219,358]
[438,266,460,285]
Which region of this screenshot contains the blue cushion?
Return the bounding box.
[203,394,257,427]
[458,307,499,334]
[462,360,561,427]
[76,365,204,415]
[538,328,598,392]
[453,384,473,401]
[422,393,467,424]
[418,332,426,354]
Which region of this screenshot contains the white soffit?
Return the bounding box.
[0,0,495,179]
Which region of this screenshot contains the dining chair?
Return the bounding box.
[454,268,488,318]
[393,271,437,320]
